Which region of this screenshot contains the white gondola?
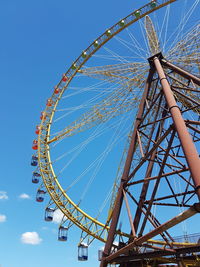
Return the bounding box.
[58,226,68,241]
[44,207,54,221]
[78,243,88,261]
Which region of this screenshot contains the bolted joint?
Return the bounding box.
[148,52,163,66]
[193,202,200,212]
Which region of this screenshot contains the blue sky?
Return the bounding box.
[0,1,199,267]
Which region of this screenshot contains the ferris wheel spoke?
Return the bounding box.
[79,62,148,83]
[167,23,200,61]
[48,75,145,144]
[164,0,200,54]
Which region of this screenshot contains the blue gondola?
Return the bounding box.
[58,226,68,241]
[78,243,88,261]
[36,189,45,202]
[31,155,38,166]
[45,207,54,221]
[32,171,41,184]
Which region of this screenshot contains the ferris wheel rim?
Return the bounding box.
[37,0,186,243]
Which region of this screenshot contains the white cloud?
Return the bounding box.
[0,214,6,222]
[19,193,31,199]
[0,191,8,200]
[21,232,42,245]
[53,209,64,224]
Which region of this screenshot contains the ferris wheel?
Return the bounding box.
[31,0,200,266]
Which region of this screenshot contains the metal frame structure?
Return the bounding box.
[36,0,180,244]
[31,0,200,264]
[100,53,200,267]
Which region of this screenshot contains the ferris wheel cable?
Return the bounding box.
[57,121,109,176]
[49,80,144,143]
[65,90,135,176]
[153,2,171,54]
[56,104,97,112]
[178,0,199,41]
[53,82,122,123]
[62,81,120,105]
[67,80,111,90]
[78,65,148,82]
[98,187,113,216]
[66,117,132,195]
[61,81,113,99]
[168,149,188,234]
[170,0,188,51]
[80,62,148,73]
[159,4,170,53]
[92,54,145,61]
[91,55,128,64]
[107,118,139,219]
[50,97,138,144]
[169,45,200,70]
[64,71,138,101]
[64,89,136,175]
[69,77,111,88]
[66,84,121,93]
[53,115,131,165]
[52,97,129,140]
[103,46,130,64]
[55,108,132,177]
[113,35,147,61]
[56,83,120,112]
[101,133,133,216]
[168,24,200,65]
[79,109,133,202]
[57,83,122,113]
[125,27,149,56]
[166,0,200,54]
[116,29,147,55]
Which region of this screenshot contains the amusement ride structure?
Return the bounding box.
[31,0,200,266]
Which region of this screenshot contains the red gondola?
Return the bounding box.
[32,140,38,150]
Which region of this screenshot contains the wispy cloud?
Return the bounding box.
[0,191,8,200]
[21,232,42,245]
[19,193,31,199]
[0,214,6,222]
[41,226,57,235]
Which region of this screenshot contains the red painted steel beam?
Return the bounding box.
[126,190,175,245]
[103,203,200,263]
[138,130,176,237]
[113,244,200,264]
[128,125,173,180]
[100,68,155,267]
[153,57,200,199]
[161,59,200,86]
[123,189,136,238]
[147,189,195,202]
[127,168,189,186]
